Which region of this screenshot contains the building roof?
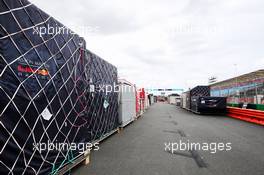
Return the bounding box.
[210,69,264,88]
[168,93,180,96]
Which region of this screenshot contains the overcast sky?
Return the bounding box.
[30,0,264,91]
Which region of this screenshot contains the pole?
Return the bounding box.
[234,64,239,104]
[255,75,258,104]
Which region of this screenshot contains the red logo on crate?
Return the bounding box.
[18,65,49,76]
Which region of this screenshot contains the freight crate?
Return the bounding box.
[180,92,187,109]
[168,94,180,105]
[182,86,210,110]
[145,93,150,109]
[191,96,227,114]
[190,86,210,97]
[186,91,191,110]
[118,79,136,127]
[0,0,118,174]
[136,88,145,116]
[149,94,154,105]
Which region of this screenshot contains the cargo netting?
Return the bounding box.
[0,0,118,174]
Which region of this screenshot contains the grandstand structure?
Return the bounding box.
[210,70,264,105]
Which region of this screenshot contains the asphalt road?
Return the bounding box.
[72,103,264,175]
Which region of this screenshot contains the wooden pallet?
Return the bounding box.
[57,150,90,175]
[136,114,141,119]
[119,118,135,128]
[93,128,119,144]
[191,110,201,115]
[57,128,119,174]
[118,116,140,133]
[117,127,123,134]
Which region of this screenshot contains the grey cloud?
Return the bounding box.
[30,0,264,90]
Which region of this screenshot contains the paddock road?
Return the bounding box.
[73,103,264,175]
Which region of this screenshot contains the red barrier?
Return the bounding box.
[227,107,264,125]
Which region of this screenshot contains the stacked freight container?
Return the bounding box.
[189,86,210,112]
[182,86,210,110]
[0,0,119,174]
[181,86,227,114]
[191,96,227,114]
[85,50,119,141]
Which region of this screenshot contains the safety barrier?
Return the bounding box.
[227,103,264,111]
[227,107,264,125]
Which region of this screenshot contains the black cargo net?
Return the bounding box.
[0,0,118,174]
